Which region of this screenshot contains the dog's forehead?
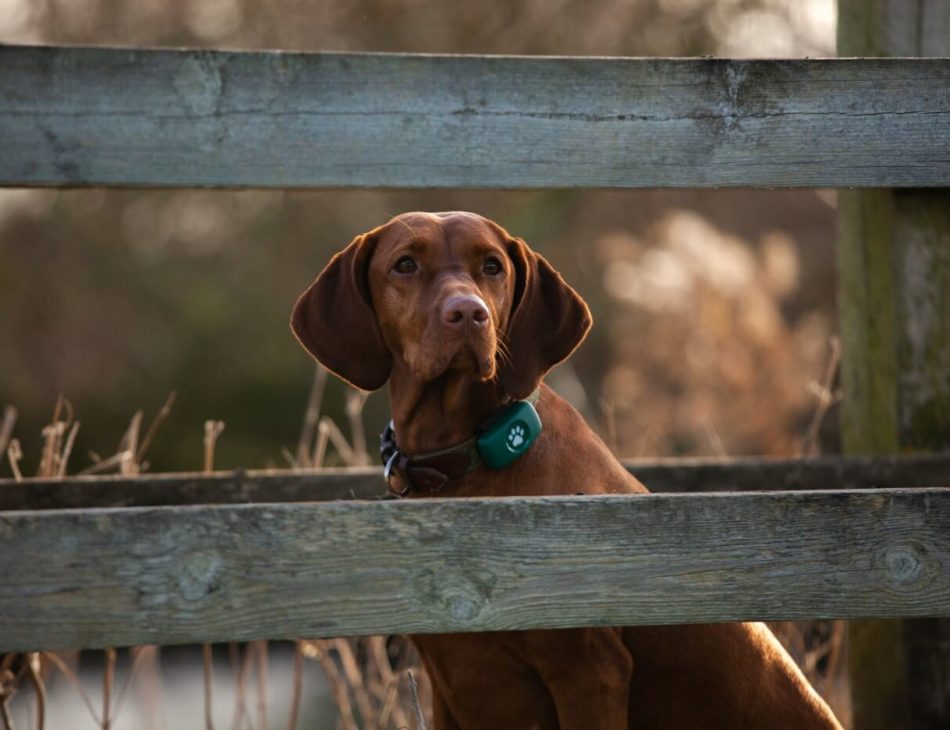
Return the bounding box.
[375,212,506,250]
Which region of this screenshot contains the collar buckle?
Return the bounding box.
[383,448,412,497]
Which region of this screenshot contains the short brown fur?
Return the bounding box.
[292,211,843,729]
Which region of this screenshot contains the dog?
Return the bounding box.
[292,211,843,729]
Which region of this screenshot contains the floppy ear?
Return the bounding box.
[498,237,592,400]
[291,234,393,391]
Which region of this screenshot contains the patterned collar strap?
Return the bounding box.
[379,388,541,497]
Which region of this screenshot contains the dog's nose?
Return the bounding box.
[442,294,490,328]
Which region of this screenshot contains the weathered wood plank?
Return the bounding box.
[1,47,949,189]
[0,468,389,512]
[1,488,949,651]
[1,455,948,511]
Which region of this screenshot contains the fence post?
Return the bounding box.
[838,2,950,728]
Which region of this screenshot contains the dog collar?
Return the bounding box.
[379,389,541,496]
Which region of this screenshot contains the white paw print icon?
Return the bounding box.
[507,423,526,451]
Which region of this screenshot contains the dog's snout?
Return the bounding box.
[442,294,490,328]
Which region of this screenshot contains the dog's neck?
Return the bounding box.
[387,363,509,454]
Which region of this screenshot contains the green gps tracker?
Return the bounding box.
[475,399,542,469]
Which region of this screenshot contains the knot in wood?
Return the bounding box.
[883,544,923,584]
[178,550,222,602]
[444,588,482,622]
[413,566,496,627]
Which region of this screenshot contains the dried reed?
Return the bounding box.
[6,439,23,482]
[42,652,101,725]
[801,336,842,458]
[136,391,177,466]
[774,335,848,719]
[254,641,268,730]
[407,670,427,730]
[202,419,224,730]
[294,366,328,468]
[203,420,226,474]
[0,406,17,465]
[23,656,43,730]
[3,392,437,730]
[202,644,215,730]
[286,643,304,730]
[101,648,116,730]
[343,390,371,465]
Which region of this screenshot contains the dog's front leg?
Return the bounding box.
[522,627,632,729]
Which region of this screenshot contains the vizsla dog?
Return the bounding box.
[292,211,842,729]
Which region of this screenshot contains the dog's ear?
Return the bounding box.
[498,237,592,399]
[291,233,393,391]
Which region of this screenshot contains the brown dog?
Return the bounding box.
[292,211,843,729]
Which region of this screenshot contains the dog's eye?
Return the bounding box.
[393,256,417,274]
[483,257,503,276]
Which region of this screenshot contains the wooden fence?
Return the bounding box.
[1,46,950,660]
[2,47,949,189]
[1,454,949,652]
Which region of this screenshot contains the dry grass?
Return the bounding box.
[296,637,426,730]
[0,366,428,730]
[1,393,188,730]
[768,337,850,725]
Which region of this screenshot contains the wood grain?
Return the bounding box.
[2,455,949,510]
[2,488,949,651]
[2,46,949,189]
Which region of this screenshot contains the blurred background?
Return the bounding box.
[0,1,847,727]
[0,0,840,474]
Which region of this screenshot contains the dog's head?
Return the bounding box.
[291,211,591,399]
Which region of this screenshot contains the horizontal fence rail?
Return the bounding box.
[1,454,949,511]
[1,46,949,189]
[2,488,950,651]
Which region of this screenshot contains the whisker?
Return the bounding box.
[494,338,514,369]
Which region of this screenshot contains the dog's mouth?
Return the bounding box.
[408,327,497,383]
[449,344,496,379]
